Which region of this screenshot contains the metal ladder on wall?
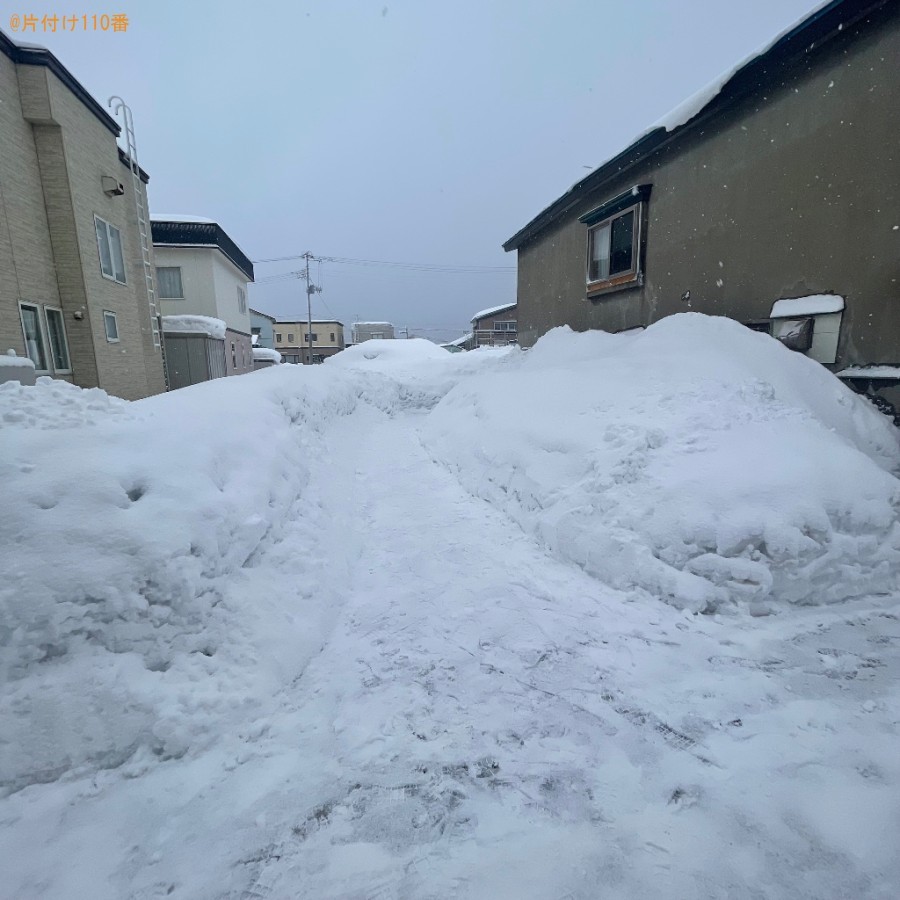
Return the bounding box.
[108,97,166,375]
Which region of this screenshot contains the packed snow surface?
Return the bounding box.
[837,366,900,380]
[161,315,227,340]
[149,214,216,224]
[770,294,845,318]
[1,314,899,899]
[252,347,282,363]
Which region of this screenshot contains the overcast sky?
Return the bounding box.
[15,0,824,340]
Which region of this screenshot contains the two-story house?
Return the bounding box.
[151,216,255,377]
[274,320,345,364]
[0,30,166,399]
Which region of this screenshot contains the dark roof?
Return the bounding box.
[503,0,890,252]
[117,148,150,184]
[0,29,120,136]
[151,221,255,282]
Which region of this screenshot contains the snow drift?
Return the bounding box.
[421,314,900,612]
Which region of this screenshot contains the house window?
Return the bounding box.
[45,307,71,372]
[493,321,516,332]
[275,332,282,343]
[305,332,318,342]
[237,286,247,314]
[103,311,119,342]
[330,332,335,342]
[588,206,637,284]
[94,216,126,284]
[287,332,295,343]
[580,185,651,297]
[156,266,184,299]
[231,341,237,368]
[19,302,49,372]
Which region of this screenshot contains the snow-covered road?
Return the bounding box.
[2,326,899,899]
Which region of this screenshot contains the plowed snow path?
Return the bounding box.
[4,404,899,900]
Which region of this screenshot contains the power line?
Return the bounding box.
[252,251,515,273]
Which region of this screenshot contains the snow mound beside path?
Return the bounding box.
[0,367,364,795]
[422,314,900,612]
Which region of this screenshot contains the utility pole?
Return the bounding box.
[301,251,322,364]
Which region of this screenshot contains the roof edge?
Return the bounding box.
[0,28,121,136]
[503,0,888,252]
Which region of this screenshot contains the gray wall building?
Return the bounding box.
[0,30,166,400]
[504,0,900,402]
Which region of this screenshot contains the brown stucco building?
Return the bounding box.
[0,30,166,400]
[504,0,900,400]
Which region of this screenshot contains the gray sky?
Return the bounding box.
[17,0,823,341]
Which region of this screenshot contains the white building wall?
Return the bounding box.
[155,247,218,321]
[210,252,252,336]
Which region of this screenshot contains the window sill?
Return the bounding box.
[586,272,643,299]
[100,272,128,286]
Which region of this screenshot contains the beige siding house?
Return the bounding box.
[275,320,345,364]
[151,218,255,378]
[0,30,166,399]
[504,0,900,407]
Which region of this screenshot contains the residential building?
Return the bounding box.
[0,30,166,399]
[151,217,255,378]
[471,303,517,347]
[503,0,900,407]
[351,322,395,343]
[275,320,345,364]
[250,308,276,349]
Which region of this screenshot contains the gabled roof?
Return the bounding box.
[503,0,888,252]
[151,220,254,282]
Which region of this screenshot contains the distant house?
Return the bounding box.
[250,308,276,349]
[503,0,900,408]
[440,333,472,353]
[275,320,345,364]
[0,30,166,399]
[151,216,255,378]
[471,303,517,348]
[352,322,395,343]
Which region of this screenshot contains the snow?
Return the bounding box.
[0,351,35,369]
[771,294,845,318]
[471,302,516,322]
[149,214,216,224]
[837,365,900,380]
[2,313,899,899]
[161,315,227,340]
[252,347,282,363]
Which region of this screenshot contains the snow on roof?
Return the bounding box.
[0,350,35,369]
[353,322,393,327]
[252,348,282,363]
[445,333,472,347]
[836,366,900,381]
[161,315,226,340]
[150,214,216,224]
[770,295,845,318]
[471,302,516,323]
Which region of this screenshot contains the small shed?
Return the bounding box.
[162,316,227,390]
[252,347,282,370]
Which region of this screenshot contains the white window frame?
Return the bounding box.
[103,310,120,343]
[94,215,127,284]
[275,332,283,343]
[44,305,72,374]
[18,302,51,373]
[156,266,184,300]
[237,285,247,315]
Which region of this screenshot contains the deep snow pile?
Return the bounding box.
[0,349,512,798]
[0,369,365,795]
[422,314,900,612]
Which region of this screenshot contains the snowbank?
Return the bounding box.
[422,314,900,612]
[0,367,365,795]
[328,338,450,368]
[161,315,226,340]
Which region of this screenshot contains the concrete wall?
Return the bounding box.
[275,320,345,363]
[514,2,900,370]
